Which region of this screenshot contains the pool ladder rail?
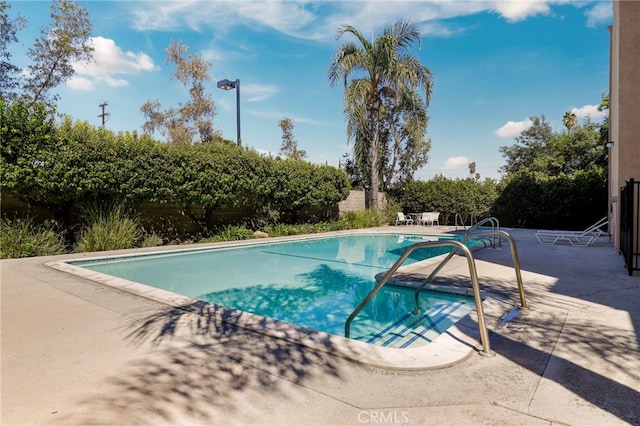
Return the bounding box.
[466,217,502,248]
[344,230,527,357]
[454,212,477,231]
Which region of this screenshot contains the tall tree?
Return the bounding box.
[141,40,218,144]
[328,20,433,209]
[380,88,431,189]
[278,117,307,161]
[22,0,93,108]
[0,1,27,100]
[499,115,553,175]
[597,93,609,143]
[499,112,606,178]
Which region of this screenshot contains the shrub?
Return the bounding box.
[340,209,385,229]
[491,170,606,229]
[75,204,142,252]
[382,198,403,225]
[207,226,255,242]
[1,105,350,235]
[310,222,332,233]
[261,223,291,237]
[142,233,164,247]
[0,217,66,258]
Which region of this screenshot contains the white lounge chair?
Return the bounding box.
[535,217,609,246]
[395,212,414,226]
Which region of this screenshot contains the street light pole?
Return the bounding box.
[217,78,241,146]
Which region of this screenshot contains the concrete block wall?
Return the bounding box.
[338,190,386,216]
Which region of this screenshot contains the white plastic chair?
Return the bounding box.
[417,212,440,226]
[395,212,414,226]
[429,212,440,226]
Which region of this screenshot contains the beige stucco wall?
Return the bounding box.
[609,0,640,250]
[338,190,387,216]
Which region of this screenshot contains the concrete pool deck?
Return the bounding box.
[1,227,639,425]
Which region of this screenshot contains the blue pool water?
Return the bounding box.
[72,233,477,348]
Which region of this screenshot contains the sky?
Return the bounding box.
[6,0,612,180]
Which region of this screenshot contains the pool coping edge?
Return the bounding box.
[44,254,512,370]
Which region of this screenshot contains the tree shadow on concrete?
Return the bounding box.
[483,301,640,425]
[430,236,640,424]
[49,231,639,424]
[471,230,640,356]
[52,300,348,425]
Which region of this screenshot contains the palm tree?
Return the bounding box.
[562,111,577,130]
[328,20,433,210]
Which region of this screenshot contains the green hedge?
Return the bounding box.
[490,170,607,229]
[1,100,350,237]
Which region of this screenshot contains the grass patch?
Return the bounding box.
[142,233,164,247]
[0,217,67,259]
[340,209,386,228]
[75,204,142,252]
[202,225,255,242]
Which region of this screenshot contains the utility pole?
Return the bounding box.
[98,101,110,127]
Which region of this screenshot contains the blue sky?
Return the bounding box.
[7,0,612,180]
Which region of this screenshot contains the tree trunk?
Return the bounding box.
[369,118,380,210]
[370,152,379,210]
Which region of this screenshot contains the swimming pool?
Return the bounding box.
[64,233,479,349]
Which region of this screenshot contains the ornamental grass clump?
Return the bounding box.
[207,225,255,242]
[341,209,385,229]
[0,217,67,259]
[75,204,142,252]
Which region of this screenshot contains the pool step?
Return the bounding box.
[364,301,468,348]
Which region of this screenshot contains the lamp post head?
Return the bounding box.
[217,79,237,90]
[216,78,241,146]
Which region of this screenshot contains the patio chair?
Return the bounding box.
[395,212,414,226]
[417,212,440,226]
[429,212,440,226]
[535,217,609,246]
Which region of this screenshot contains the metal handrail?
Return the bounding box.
[455,212,478,231]
[455,213,466,231]
[467,217,501,247]
[344,240,495,357]
[468,216,499,231]
[413,230,527,314]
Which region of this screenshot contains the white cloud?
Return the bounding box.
[246,108,326,126]
[124,0,592,44]
[100,75,129,88]
[491,0,551,22]
[130,1,204,32]
[443,156,470,170]
[130,1,315,35]
[234,1,316,34]
[69,37,158,90]
[585,2,612,28]
[243,83,278,102]
[66,76,94,91]
[495,118,533,138]
[570,104,607,120]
